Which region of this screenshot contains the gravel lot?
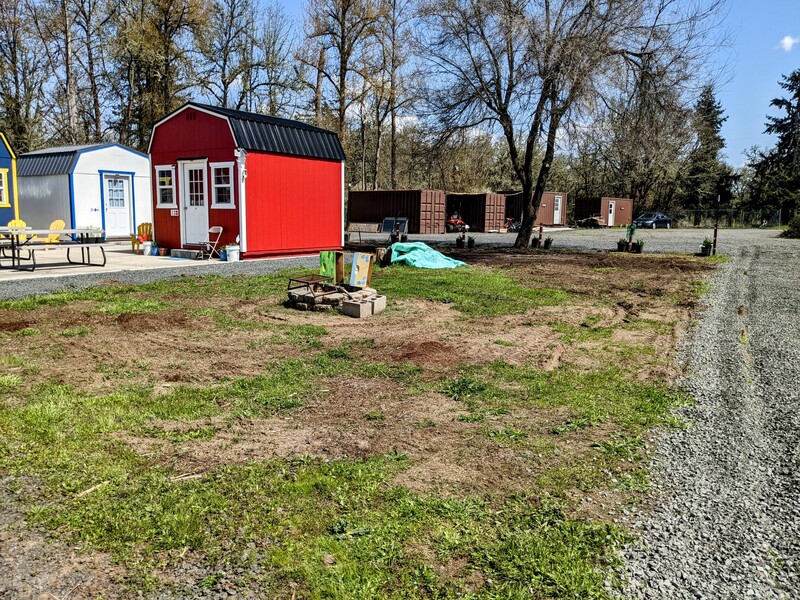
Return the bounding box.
[616,233,800,598]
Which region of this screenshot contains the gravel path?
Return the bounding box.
[618,236,800,598]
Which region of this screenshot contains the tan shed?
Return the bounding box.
[574,197,633,227]
[502,191,568,226]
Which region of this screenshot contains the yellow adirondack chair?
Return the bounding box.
[32,219,66,244]
[131,222,152,254]
[4,218,27,242]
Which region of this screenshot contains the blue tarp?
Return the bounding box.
[389,242,466,269]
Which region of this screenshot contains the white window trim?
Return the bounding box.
[0,169,9,207]
[210,162,236,209]
[155,165,177,208]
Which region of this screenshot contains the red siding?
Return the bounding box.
[149,107,240,249]
[244,152,342,256]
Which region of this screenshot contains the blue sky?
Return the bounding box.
[280,0,799,167]
[718,1,800,166]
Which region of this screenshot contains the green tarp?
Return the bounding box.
[389,242,466,269]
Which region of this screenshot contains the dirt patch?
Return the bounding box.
[0,249,714,596]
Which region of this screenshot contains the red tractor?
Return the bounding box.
[446,212,468,233]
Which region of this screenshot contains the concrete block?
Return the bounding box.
[342,299,371,318]
[171,248,200,259]
[370,295,387,314]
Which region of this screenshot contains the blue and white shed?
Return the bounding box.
[17,143,152,238]
[0,132,19,225]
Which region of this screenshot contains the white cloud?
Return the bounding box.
[779,36,800,52]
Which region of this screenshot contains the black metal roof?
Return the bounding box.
[18,144,111,177]
[189,103,345,161]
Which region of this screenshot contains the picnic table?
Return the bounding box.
[0,227,106,272]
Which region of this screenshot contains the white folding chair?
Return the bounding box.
[198,226,223,260]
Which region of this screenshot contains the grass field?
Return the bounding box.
[0,248,714,598]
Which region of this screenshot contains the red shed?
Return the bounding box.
[148,102,345,257]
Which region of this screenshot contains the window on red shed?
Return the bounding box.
[155,166,176,207]
[210,162,235,209]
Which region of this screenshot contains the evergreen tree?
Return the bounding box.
[748,69,800,221]
[679,85,730,214]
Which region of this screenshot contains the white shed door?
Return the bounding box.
[553,195,562,224]
[181,161,209,245]
[608,201,616,227]
[104,175,131,237]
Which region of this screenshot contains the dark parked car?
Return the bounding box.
[634,212,672,229]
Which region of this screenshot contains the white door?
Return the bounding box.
[181,161,208,245]
[608,201,615,227]
[104,175,131,237]
[553,195,562,224]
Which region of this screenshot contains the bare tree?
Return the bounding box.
[200,0,257,109]
[257,0,303,116]
[0,1,48,151]
[421,0,725,246]
[304,0,380,138]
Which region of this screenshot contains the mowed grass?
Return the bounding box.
[0,258,702,597]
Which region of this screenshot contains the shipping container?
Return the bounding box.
[574,197,633,227]
[445,193,506,232]
[500,191,568,226]
[348,189,446,234]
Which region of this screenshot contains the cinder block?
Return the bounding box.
[370,295,387,314]
[342,300,371,318]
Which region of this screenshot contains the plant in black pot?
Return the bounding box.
[617,237,628,252]
[700,236,713,256]
[632,238,644,254]
[543,236,553,250]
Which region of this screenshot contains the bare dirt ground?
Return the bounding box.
[0,249,715,598]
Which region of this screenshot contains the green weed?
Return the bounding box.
[372,265,569,317]
[60,326,92,337]
[0,374,22,391]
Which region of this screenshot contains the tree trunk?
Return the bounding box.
[63,0,79,143]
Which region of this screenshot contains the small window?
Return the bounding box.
[155,166,176,207]
[0,169,8,207]
[210,162,235,208]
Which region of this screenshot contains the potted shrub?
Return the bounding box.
[700,236,713,256]
[543,236,553,250]
[617,237,628,252]
[632,239,644,253]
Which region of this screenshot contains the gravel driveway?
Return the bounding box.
[618,234,800,598]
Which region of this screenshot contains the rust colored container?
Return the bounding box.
[574,197,633,227]
[446,193,506,232]
[502,191,567,226]
[348,189,446,234]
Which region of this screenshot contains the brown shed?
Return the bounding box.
[502,191,568,226]
[348,189,446,234]
[573,197,633,227]
[445,193,506,232]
